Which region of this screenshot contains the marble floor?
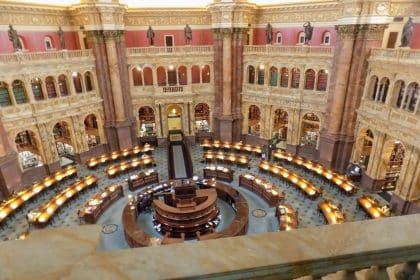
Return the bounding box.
[0,145,389,251]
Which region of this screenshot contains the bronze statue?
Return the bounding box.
[147,26,155,46]
[266,23,273,44]
[303,22,314,45]
[184,24,192,45]
[8,25,22,51]
[400,17,413,47]
[57,26,66,50]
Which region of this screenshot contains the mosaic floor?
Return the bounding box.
[0,145,389,251]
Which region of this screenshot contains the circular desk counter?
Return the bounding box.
[122,179,249,247]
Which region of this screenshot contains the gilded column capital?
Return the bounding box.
[103,30,125,41]
[335,25,359,40]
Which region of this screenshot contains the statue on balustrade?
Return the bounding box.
[265,23,273,44]
[8,25,22,51]
[184,24,192,45]
[57,26,66,50]
[400,17,414,48]
[303,22,314,45]
[147,26,155,46]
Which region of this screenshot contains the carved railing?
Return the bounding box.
[0,49,94,64]
[131,84,215,97]
[244,45,334,56]
[369,48,420,64]
[127,45,214,56]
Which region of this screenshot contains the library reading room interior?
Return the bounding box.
[0,0,419,279]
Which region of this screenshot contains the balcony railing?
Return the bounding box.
[0,49,94,64]
[244,45,334,56]
[369,48,420,64]
[127,45,214,56]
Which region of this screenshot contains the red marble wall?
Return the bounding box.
[0,31,80,53]
[125,29,214,47]
[252,26,337,46]
[410,23,420,49]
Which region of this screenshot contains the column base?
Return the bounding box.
[390,194,420,215]
[297,145,320,162]
[286,144,298,154]
[105,120,136,151]
[74,144,108,164]
[0,153,22,200]
[21,165,49,187]
[214,114,242,142]
[241,134,269,146]
[157,137,168,147]
[318,132,354,173]
[360,172,385,192]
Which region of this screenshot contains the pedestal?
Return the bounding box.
[390,194,420,215]
[0,153,22,199]
[360,172,385,192]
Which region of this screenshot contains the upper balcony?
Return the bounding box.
[126,46,214,64]
[0,49,95,66]
[369,48,420,65]
[244,45,334,58]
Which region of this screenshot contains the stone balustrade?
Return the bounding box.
[126,45,214,57]
[369,48,420,64]
[0,214,419,279]
[244,45,334,57]
[131,84,215,97]
[0,49,94,65]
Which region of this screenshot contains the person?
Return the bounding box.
[266,23,273,44]
[303,22,314,45]
[57,26,65,50]
[184,24,192,45]
[146,26,155,46]
[8,25,22,51]
[400,17,413,47]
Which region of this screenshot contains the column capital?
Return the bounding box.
[335,24,388,40]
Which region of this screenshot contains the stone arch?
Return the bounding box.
[248,105,261,136]
[138,106,156,136]
[353,128,375,168]
[0,81,12,106]
[194,103,210,132]
[12,79,28,104]
[14,129,44,170]
[300,112,320,148]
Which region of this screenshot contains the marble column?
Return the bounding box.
[318,24,387,172]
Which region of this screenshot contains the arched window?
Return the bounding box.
[280,67,289,88]
[273,109,288,140]
[202,65,210,83]
[31,78,44,101]
[257,65,265,85]
[44,36,54,50]
[132,67,143,86]
[248,105,261,136]
[72,72,83,93]
[291,68,300,88]
[15,130,43,170]
[405,82,419,112]
[356,129,374,167]
[12,80,27,104]
[58,74,68,96]
[378,78,390,103]
[53,121,74,159]
[269,67,278,87]
[322,32,331,45]
[298,32,305,45]
[157,66,167,86]
[84,72,94,91]
[139,106,156,136]
[167,65,177,86]
[383,140,405,190]
[84,114,100,148]
[143,67,153,86]
[317,69,328,91]
[393,80,405,108]
[0,82,12,106]
[194,103,210,132]
[301,113,320,147]
[369,76,379,100]
[248,66,255,84]
[191,65,200,84]
[304,69,315,90]
[178,66,187,85]
[275,32,282,45]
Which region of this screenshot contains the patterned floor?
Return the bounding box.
[0,145,389,251]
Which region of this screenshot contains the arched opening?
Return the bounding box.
[404,82,419,112]
[378,77,390,103]
[58,74,68,96]
[84,114,100,149]
[297,32,305,45]
[157,66,167,86]
[275,32,282,44]
[272,109,288,140]
[167,104,183,132]
[248,105,261,136]
[291,68,300,88]
[18,36,25,51]
[382,140,405,191]
[143,67,153,86]
[72,72,83,93]
[15,130,43,170]
[191,65,200,84]
[178,66,187,85]
[0,82,12,106]
[84,72,94,91]
[30,78,44,101]
[300,113,320,148]
[194,103,210,132]
[304,69,315,90]
[269,66,278,87]
[257,65,265,85]
[53,121,74,164]
[355,129,374,168]
[248,66,255,84]
[369,76,379,100]
[132,67,143,86]
[139,106,156,137]
[322,31,331,45]
[202,65,210,83]
[317,69,328,91]
[46,76,58,98]
[393,80,405,108]
[44,36,54,50]
[280,67,289,88]
[167,65,177,86]
[12,80,27,104]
